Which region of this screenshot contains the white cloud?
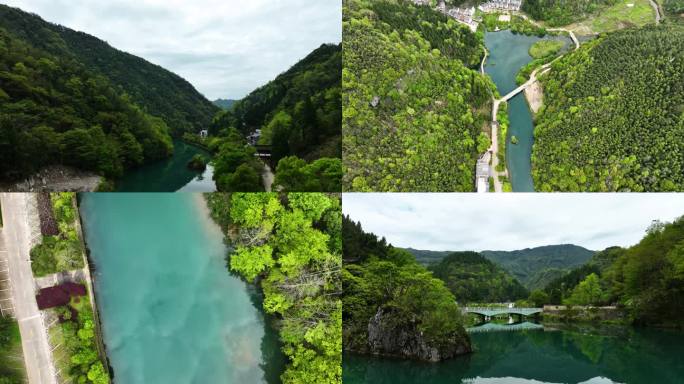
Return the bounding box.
[342,194,684,252]
[2,0,341,99]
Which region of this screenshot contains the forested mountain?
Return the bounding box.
[0,5,218,136]
[533,25,684,191]
[481,245,595,289]
[538,216,684,328]
[342,215,471,361]
[209,44,342,192]
[212,98,237,110]
[212,43,341,163]
[0,20,172,181]
[429,251,529,303]
[343,0,496,192]
[522,0,619,26]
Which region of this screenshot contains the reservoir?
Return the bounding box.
[343,324,684,383]
[115,140,217,192]
[484,31,569,192]
[79,193,284,383]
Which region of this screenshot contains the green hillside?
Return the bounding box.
[343,0,496,192]
[0,5,218,136]
[429,251,529,303]
[522,0,620,26]
[212,43,341,163]
[404,248,452,265]
[0,20,172,181]
[481,245,595,289]
[533,25,684,192]
[212,98,237,110]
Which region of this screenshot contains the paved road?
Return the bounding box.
[262,162,275,192]
[0,193,57,384]
[649,0,662,23]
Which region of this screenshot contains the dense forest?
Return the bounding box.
[522,0,619,26]
[206,193,341,384]
[0,5,217,136]
[0,24,173,182]
[429,251,529,303]
[343,0,496,192]
[210,44,342,192]
[342,216,471,361]
[538,216,684,328]
[533,26,684,191]
[664,0,684,15]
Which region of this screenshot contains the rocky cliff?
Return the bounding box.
[365,308,472,362]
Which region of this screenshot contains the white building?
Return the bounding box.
[479,0,523,13]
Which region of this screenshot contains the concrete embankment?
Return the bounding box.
[543,305,627,323]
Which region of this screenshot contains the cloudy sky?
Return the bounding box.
[343,194,684,252]
[2,0,341,100]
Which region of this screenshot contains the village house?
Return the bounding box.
[479,0,523,13]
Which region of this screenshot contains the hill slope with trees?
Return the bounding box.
[429,251,529,303]
[209,44,342,192]
[343,0,496,192]
[533,25,684,191]
[0,20,173,182]
[0,4,218,136]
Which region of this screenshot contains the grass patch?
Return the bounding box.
[0,317,25,383]
[529,40,566,59]
[569,0,656,34]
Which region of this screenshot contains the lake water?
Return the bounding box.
[115,140,217,192]
[484,31,569,192]
[79,193,284,384]
[343,325,684,384]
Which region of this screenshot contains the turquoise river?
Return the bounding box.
[343,323,684,383]
[79,193,285,384]
[484,30,570,192]
[114,140,217,192]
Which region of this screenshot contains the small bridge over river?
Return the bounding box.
[465,307,543,318]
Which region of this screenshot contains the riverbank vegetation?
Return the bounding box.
[31,193,85,277]
[533,25,684,191]
[210,44,341,192]
[342,216,471,361]
[538,216,684,328]
[48,297,109,384]
[529,40,565,58]
[0,317,24,384]
[343,0,496,191]
[206,193,341,383]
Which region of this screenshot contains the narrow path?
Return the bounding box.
[262,162,275,192]
[0,194,57,384]
[649,0,662,23]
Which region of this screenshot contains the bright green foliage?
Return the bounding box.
[212,44,341,165]
[533,26,684,191]
[0,5,217,136]
[275,157,342,192]
[207,193,341,384]
[0,20,173,180]
[230,245,274,281]
[342,216,470,354]
[343,0,496,191]
[529,40,565,59]
[523,0,620,26]
[57,299,109,383]
[429,251,529,303]
[30,193,85,277]
[564,273,605,305]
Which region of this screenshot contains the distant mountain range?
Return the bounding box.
[212,98,238,110]
[405,244,595,290]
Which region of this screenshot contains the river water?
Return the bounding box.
[79,193,284,384]
[115,140,217,192]
[343,324,684,383]
[484,31,569,192]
